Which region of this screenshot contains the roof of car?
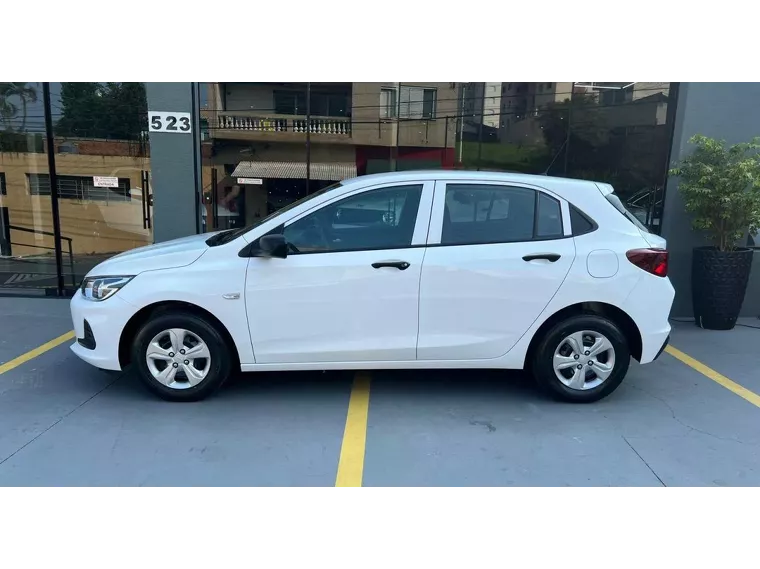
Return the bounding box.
[340,170,606,200]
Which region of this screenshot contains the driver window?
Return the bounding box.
[283,185,423,253]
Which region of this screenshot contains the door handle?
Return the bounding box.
[522,253,561,263]
[372,260,410,270]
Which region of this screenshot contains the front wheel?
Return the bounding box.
[532,315,630,403]
[132,312,233,402]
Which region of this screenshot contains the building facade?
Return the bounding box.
[0,81,758,317]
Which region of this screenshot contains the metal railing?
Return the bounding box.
[8,225,77,288]
[216,114,352,136]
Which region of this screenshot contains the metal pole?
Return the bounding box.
[457,84,466,164]
[43,83,65,295]
[443,116,449,167]
[393,80,404,172]
[306,82,311,193]
[476,83,485,170]
[563,82,574,176]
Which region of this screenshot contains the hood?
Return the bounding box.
[86,232,218,278]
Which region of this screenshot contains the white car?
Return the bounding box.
[70,171,674,403]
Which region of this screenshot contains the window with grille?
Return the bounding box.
[382,86,437,119]
[399,86,437,119]
[27,174,131,202]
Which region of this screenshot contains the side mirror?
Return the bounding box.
[254,234,288,258]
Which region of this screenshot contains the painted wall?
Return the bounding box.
[0,151,151,256]
[662,82,760,317]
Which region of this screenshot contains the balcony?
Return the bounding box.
[207,111,353,144]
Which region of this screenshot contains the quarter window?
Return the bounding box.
[283,185,423,253]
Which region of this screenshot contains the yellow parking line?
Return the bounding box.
[665,345,760,409]
[0,331,75,376]
[335,372,371,487]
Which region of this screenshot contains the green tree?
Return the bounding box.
[56,82,147,140]
[538,94,610,177]
[0,82,38,132]
[669,135,760,251]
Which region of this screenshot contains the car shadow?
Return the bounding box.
[105,365,635,407]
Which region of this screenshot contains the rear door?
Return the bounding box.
[417,180,576,360]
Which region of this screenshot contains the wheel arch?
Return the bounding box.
[524,301,643,369]
[119,300,241,370]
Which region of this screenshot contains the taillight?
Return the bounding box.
[626,248,668,277]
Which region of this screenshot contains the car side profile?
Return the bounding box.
[70,171,674,403]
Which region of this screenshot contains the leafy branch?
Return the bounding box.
[669,134,760,252]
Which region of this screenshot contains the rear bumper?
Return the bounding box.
[653,334,670,362]
[622,274,675,365]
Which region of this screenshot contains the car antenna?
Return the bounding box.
[541,137,568,176]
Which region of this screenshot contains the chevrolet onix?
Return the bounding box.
[70,171,674,402]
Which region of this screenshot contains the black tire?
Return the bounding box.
[131,311,233,402]
[531,314,630,403]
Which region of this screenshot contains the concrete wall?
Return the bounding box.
[351,83,458,148]
[145,83,200,243]
[662,82,760,317]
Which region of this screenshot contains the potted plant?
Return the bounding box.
[669,135,760,330]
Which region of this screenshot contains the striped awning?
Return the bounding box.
[231,161,357,181]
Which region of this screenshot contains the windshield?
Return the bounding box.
[206,182,342,246]
[606,192,650,233]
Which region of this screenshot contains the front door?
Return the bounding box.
[245,181,433,364]
[417,180,576,360]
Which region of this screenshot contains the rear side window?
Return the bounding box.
[536,193,563,238]
[442,184,536,245]
[606,192,649,233]
[441,184,564,245]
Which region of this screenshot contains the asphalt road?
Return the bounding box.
[1,297,759,486]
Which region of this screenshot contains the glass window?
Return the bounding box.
[0,81,59,291]
[283,185,423,253]
[442,184,536,245]
[606,192,649,233]
[570,205,596,236]
[399,86,436,119]
[380,88,397,118]
[536,193,563,238]
[28,174,131,202]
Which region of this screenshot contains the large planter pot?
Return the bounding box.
[691,246,754,330]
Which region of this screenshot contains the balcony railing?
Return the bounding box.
[215,113,352,136]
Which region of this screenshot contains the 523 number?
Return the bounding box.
[149,113,191,133]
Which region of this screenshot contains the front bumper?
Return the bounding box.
[70,291,135,371]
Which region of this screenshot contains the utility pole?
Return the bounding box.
[477,83,485,171]
[305,82,311,193]
[394,83,402,171]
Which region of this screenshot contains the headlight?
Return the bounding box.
[80,276,134,301]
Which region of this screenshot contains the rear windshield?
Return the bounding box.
[605,192,649,233]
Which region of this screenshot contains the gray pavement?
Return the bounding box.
[0,297,759,486]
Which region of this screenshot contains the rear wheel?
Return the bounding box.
[132,311,232,402]
[532,315,630,403]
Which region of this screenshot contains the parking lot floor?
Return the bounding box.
[0,297,758,486]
